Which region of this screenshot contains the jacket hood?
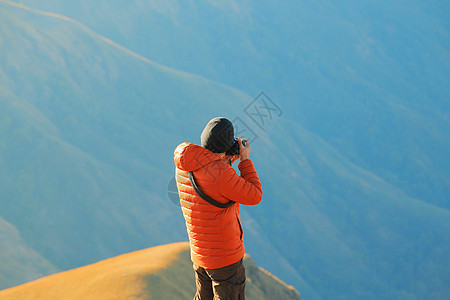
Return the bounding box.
[174,142,221,171]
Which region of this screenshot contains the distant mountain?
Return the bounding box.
[8,0,450,209]
[0,217,57,289]
[0,242,302,300]
[0,1,449,299]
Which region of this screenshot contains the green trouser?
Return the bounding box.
[193,259,246,300]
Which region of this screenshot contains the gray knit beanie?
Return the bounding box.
[201,117,235,153]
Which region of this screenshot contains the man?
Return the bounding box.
[173,117,263,299]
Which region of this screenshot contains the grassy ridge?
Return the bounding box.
[0,242,302,300]
[0,243,187,300]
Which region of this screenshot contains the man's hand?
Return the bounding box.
[239,138,251,161]
[228,154,240,164]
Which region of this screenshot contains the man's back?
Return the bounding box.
[174,117,262,299]
[174,142,262,269]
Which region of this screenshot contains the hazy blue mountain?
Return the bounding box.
[0,217,57,288]
[9,0,450,210]
[1,1,449,299]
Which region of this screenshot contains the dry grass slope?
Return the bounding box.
[0,242,301,300]
[0,242,189,300]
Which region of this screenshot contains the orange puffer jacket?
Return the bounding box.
[174,142,262,269]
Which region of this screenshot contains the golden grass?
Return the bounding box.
[0,243,302,300]
[0,242,190,300]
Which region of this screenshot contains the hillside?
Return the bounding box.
[0,242,302,300]
[9,0,449,210]
[0,218,57,288]
[0,1,449,299]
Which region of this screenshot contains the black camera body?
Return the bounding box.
[226,138,246,156]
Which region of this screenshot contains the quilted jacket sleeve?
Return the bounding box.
[218,159,262,205]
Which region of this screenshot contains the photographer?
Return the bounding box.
[173,117,262,300]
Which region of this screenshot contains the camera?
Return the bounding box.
[226,138,246,156]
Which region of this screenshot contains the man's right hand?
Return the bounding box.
[239,138,251,161]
